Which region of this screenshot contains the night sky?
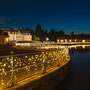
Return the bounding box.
[0,0,90,33]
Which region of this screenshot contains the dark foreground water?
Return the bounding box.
[54,46,90,90]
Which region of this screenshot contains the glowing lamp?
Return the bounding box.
[61,40,64,43]
[46,37,49,41]
[82,40,85,43]
[69,40,72,42]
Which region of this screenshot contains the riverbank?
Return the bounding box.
[57,42,90,45]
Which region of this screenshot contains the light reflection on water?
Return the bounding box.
[54,45,90,90]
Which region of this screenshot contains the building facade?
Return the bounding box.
[0,30,9,44]
[57,37,90,43]
[4,30,32,42]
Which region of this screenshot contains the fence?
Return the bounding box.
[0,47,70,89]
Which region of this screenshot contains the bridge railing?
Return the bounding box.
[0,47,70,89]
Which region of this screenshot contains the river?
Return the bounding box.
[54,45,90,90]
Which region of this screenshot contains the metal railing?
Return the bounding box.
[0,47,70,89]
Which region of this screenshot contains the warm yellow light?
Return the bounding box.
[75,39,77,42]
[57,39,59,43]
[61,40,64,43]
[65,39,67,42]
[69,40,72,42]
[82,45,85,49]
[82,40,85,43]
[75,46,77,50]
[3,64,6,67]
[6,38,9,41]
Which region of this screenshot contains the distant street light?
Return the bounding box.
[46,37,49,41]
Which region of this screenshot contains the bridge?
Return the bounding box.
[0,46,70,90]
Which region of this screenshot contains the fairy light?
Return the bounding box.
[0,47,70,89]
[3,64,6,67]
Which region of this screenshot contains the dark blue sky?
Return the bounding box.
[0,0,90,33]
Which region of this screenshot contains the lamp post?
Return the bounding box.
[11,51,14,86]
[42,59,46,74]
[57,56,60,67]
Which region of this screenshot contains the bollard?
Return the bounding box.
[11,51,14,86]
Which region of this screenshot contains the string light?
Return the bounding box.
[0,47,70,89]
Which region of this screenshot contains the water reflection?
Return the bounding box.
[70,45,90,55]
[54,45,90,90]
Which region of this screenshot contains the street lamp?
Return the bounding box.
[46,37,49,41]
